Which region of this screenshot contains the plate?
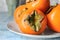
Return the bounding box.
[7,21,60,38]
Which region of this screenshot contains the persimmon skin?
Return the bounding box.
[47,4,60,32]
[14,4,35,24]
[26,0,50,13]
[14,5,47,34]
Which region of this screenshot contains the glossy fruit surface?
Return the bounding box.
[14,5,47,34]
[47,4,60,32]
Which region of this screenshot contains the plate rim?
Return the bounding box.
[7,21,60,38]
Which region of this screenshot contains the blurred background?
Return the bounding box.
[0,0,8,12]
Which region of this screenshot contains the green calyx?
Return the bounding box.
[26,10,44,32]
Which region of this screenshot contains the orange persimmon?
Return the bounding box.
[14,5,47,34]
[47,4,60,32]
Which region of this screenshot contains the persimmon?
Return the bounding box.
[26,0,50,12]
[47,4,60,32]
[14,5,47,34]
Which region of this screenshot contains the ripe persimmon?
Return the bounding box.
[14,5,47,34]
[47,4,60,32]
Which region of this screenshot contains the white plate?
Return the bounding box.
[7,21,60,38]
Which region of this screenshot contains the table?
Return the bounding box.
[0,12,60,40]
